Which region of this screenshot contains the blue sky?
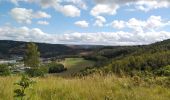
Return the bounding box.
[0,0,170,45]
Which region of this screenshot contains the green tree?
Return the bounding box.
[14,75,35,100]
[24,43,40,68]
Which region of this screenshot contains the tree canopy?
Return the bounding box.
[24,43,40,68]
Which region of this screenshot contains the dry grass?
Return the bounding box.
[0,74,170,100]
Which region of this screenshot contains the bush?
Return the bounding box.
[155,65,170,76]
[83,55,107,62]
[48,62,66,73]
[0,64,10,76]
[14,75,35,99]
[25,67,47,77]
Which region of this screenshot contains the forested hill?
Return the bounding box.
[77,39,170,76]
[106,39,170,75]
[0,39,170,59]
[0,40,101,58]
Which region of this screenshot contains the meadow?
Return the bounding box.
[0,74,170,100]
[56,58,95,76]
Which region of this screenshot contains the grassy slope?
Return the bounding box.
[0,75,170,100]
[56,58,95,77]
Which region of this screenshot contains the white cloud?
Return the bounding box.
[127,18,144,33]
[37,21,49,25]
[10,8,51,24]
[34,11,51,18]
[90,4,119,16]
[65,0,87,10]
[60,5,80,17]
[75,20,89,28]
[127,16,169,32]
[94,16,106,27]
[10,0,170,17]
[110,16,170,32]
[6,0,170,45]
[10,0,81,17]
[11,0,19,5]
[135,0,170,12]
[2,25,170,45]
[145,16,166,30]
[111,20,125,29]
[10,0,27,5]
[91,0,170,16]
[33,1,81,17]
[10,8,33,24]
[0,26,52,43]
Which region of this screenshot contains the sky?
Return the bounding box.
[0,0,170,45]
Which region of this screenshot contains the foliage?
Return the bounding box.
[24,43,40,68]
[104,51,170,75]
[83,55,107,61]
[74,67,98,76]
[14,75,35,100]
[155,65,170,76]
[0,64,10,76]
[97,47,137,58]
[25,67,46,77]
[48,62,66,73]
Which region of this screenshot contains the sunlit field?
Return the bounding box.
[56,58,95,76]
[0,74,170,100]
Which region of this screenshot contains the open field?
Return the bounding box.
[0,75,170,100]
[56,58,95,76]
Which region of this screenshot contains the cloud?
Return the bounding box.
[33,11,51,18]
[65,0,87,10]
[75,20,89,28]
[91,0,170,16]
[127,16,169,32]
[32,0,81,17]
[10,0,81,17]
[10,0,27,5]
[10,0,170,18]
[110,16,170,33]
[0,26,53,43]
[10,8,33,24]
[5,0,170,45]
[37,21,49,25]
[111,20,125,29]
[10,8,51,24]
[1,24,170,45]
[90,4,119,16]
[94,16,106,27]
[135,0,170,12]
[10,0,19,5]
[60,5,80,17]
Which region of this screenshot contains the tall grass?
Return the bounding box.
[0,74,170,100]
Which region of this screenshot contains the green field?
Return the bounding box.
[56,58,95,77]
[0,75,170,100]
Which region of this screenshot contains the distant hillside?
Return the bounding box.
[0,40,101,58]
[0,39,170,59]
[79,39,170,76]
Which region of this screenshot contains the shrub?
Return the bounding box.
[14,75,35,100]
[25,67,47,77]
[132,75,141,86]
[83,55,107,62]
[155,65,170,76]
[0,64,10,76]
[48,62,66,73]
